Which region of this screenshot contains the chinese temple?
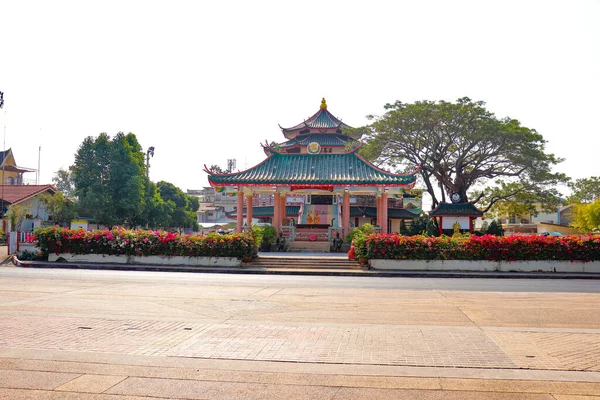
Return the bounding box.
[204,99,421,244]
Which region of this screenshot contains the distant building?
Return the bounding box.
[0,184,56,232]
[0,148,36,185]
[479,203,579,235]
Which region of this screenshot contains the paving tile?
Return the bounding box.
[55,374,127,393]
[106,376,339,399]
[0,369,79,390]
[332,388,556,399]
[0,387,169,399]
[440,379,600,396]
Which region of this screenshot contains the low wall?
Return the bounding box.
[48,253,241,267]
[369,259,600,273]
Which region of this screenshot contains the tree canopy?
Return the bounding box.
[69,132,198,230]
[355,98,568,213]
[571,200,600,233]
[568,176,600,204]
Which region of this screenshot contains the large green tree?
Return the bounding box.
[356,98,568,212]
[157,181,199,231]
[72,134,114,225]
[71,132,148,227]
[109,133,147,226]
[568,176,600,204]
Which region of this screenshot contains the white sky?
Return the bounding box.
[1,0,598,203]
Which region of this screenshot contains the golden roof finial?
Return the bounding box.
[320,97,327,110]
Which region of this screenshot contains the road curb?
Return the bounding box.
[15,258,600,279]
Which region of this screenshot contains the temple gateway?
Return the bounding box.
[204,99,421,247]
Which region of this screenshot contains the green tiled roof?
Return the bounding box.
[279,134,350,148]
[226,206,301,218]
[281,108,352,133]
[208,152,417,186]
[429,203,483,217]
[350,207,418,219]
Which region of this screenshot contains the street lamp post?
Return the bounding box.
[146,146,155,178]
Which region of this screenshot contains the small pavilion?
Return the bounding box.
[429,202,484,235]
[204,99,420,242]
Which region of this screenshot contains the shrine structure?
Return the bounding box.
[204,99,421,244]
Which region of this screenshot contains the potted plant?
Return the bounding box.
[353,233,369,266]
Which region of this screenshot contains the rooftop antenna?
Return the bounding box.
[37,145,41,185]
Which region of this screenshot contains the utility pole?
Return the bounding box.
[1,91,5,222]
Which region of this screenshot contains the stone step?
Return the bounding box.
[247,256,364,270]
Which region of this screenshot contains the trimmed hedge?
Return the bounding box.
[359,234,600,262]
[33,227,256,259]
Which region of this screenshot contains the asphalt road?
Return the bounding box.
[2,266,599,293]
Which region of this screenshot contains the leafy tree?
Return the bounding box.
[72,134,115,225]
[409,215,430,235]
[6,204,27,231]
[143,181,173,229]
[425,218,439,237]
[354,98,567,212]
[568,176,600,204]
[71,132,148,227]
[52,168,75,197]
[486,219,504,236]
[571,200,600,233]
[109,133,147,226]
[157,181,198,231]
[482,181,564,220]
[39,192,77,227]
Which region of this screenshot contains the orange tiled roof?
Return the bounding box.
[0,184,56,204]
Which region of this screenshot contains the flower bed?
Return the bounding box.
[359,234,600,262]
[33,227,256,260]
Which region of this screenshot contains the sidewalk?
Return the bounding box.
[2,348,600,399]
[1,266,600,398]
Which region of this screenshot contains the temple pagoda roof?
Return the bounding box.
[278,133,352,149]
[205,152,418,187]
[280,98,357,139]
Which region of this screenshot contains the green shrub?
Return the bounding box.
[346,223,375,243]
[33,227,256,259]
[356,233,600,262]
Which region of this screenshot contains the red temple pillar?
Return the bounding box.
[381,193,388,234]
[376,196,382,229]
[236,192,244,233]
[273,192,281,232]
[469,217,474,234]
[438,217,443,236]
[280,194,286,225]
[342,192,350,236]
[246,194,253,227]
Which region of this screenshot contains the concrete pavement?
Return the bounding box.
[1,265,600,398]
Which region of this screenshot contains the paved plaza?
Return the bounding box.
[1,265,600,398]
